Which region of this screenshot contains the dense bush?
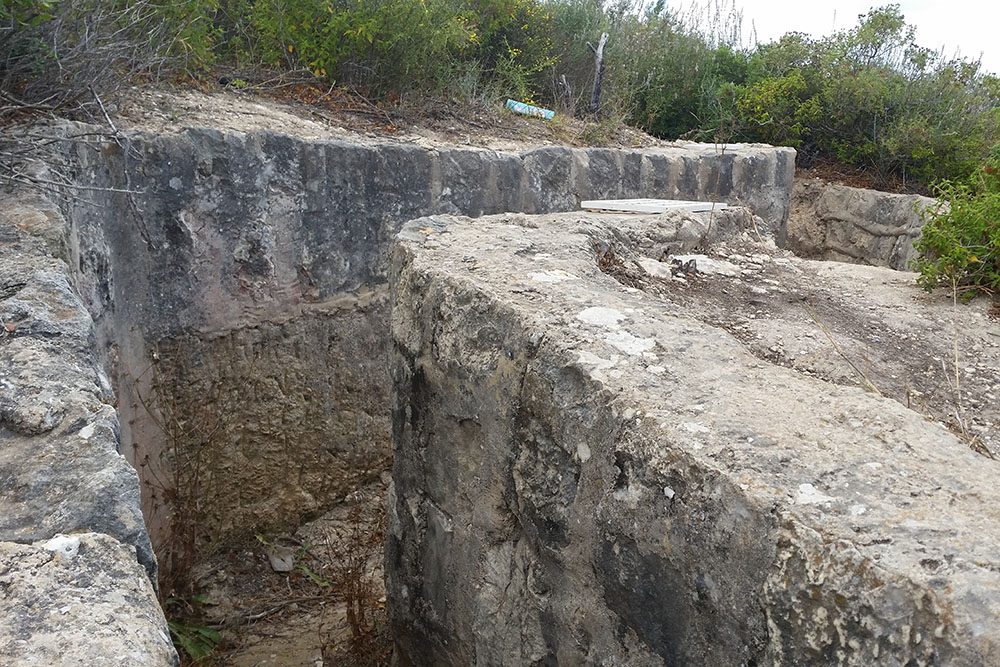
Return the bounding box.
[727,7,1000,187]
[914,146,1000,298]
[201,0,556,99]
[0,0,217,118]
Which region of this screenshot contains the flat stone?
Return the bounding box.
[581,198,730,213]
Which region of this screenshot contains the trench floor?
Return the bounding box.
[185,476,392,667]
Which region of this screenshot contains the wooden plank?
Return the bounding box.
[580,198,729,214]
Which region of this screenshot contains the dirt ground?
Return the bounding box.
[183,476,391,667]
[118,83,671,153]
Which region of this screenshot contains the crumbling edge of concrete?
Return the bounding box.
[386,210,1000,666]
[0,188,178,666]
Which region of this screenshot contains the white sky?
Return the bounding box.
[683,0,1000,75]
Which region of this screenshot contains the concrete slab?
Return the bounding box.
[582,197,730,213]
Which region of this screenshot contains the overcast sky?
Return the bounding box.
[685,0,999,75]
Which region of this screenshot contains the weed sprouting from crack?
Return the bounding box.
[317,494,391,667]
[942,277,995,458]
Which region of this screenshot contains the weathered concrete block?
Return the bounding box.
[0,533,177,666]
[388,210,1000,666]
[1,189,169,663]
[0,190,155,579]
[520,146,578,213]
[786,178,935,269]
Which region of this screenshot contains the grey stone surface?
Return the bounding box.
[388,209,1000,666]
[51,121,793,550]
[0,189,155,579]
[785,178,936,269]
[0,533,178,666]
[1,190,170,664]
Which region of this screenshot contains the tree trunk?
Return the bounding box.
[588,32,609,115]
[558,74,573,113]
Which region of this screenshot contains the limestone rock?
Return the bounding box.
[785,178,936,269]
[388,209,1000,666]
[0,189,155,580]
[0,533,178,666]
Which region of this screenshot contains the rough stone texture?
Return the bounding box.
[147,302,391,539]
[388,209,1000,666]
[0,189,155,577]
[0,533,177,666]
[54,121,794,548]
[1,189,172,664]
[785,178,936,269]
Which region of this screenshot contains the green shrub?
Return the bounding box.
[465,0,556,103]
[736,70,820,147]
[724,5,1000,188]
[914,148,1000,298]
[244,0,471,92]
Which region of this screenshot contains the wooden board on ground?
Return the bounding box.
[580,198,729,214]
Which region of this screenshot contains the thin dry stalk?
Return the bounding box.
[745,216,883,396]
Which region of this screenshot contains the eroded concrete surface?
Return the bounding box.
[2,119,794,664]
[388,209,1000,666]
[0,189,176,664]
[58,122,792,552]
[786,178,936,270]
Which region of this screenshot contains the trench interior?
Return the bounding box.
[52,132,795,660]
[97,260,398,663]
[65,136,787,563]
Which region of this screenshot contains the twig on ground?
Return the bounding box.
[349,86,394,127]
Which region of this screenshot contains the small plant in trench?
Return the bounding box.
[165,597,221,663]
[318,497,391,667]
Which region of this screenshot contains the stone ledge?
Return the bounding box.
[1,188,171,664]
[388,210,1000,665]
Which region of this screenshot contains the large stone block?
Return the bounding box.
[0,190,154,579]
[388,210,1000,665]
[786,178,935,269]
[0,533,177,666]
[1,189,168,663]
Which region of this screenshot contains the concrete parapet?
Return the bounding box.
[786,178,936,270]
[0,188,175,665]
[388,209,1000,666]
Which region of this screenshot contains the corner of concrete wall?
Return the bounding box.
[786,178,935,269]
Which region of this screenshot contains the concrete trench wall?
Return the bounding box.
[0,190,177,665]
[785,178,937,270]
[61,128,794,552]
[388,210,1000,666]
[1,121,794,663]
